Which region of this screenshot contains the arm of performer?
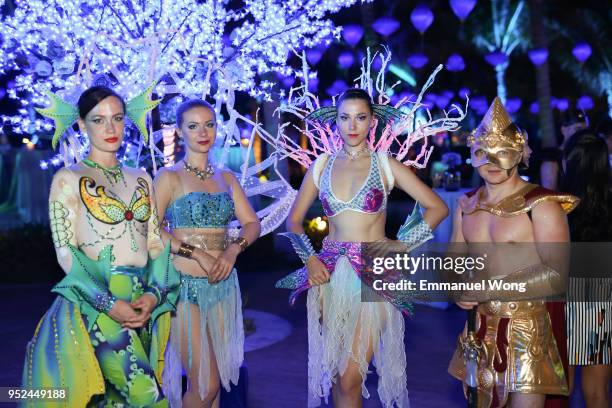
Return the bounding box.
[285,162,330,286]
[490,201,569,301]
[208,171,261,283]
[125,174,181,329]
[49,168,139,326]
[153,168,218,274]
[460,201,570,303]
[389,157,449,240]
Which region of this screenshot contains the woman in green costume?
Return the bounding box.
[21,86,180,407]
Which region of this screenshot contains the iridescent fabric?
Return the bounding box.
[22,244,179,407]
[276,234,434,315]
[277,238,410,408]
[318,153,388,217]
[165,191,235,229]
[163,271,244,407]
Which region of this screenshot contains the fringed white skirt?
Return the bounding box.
[163,270,244,407]
[307,255,410,408]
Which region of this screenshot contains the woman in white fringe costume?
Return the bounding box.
[155,99,261,408]
[276,86,452,407]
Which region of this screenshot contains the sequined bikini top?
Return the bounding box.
[165,191,234,229]
[318,152,388,217]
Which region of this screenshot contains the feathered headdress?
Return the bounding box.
[265,47,467,170]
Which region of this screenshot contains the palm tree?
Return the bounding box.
[528,0,556,148]
[470,0,528,104]
[547,8,612,118]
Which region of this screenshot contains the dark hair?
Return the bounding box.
[596,118,612,139]
[560,129,612,241]
[77,86,125,119]
[336,88,373,114]
[561,108,588,127]
[176,99,215,127]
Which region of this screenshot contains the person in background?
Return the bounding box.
[540,109,589,190]
[561,129,612,408]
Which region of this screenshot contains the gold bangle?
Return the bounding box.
[233,236,249,252]
[177,242,195,258]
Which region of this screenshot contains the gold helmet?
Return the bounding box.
[468,97,529,170]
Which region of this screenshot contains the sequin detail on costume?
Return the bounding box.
[318,153,388,217]
[79,176,151,252]
[165,191,235,229]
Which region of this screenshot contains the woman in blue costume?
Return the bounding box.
[154,99,261,408]
[277,89,449,407]
[22,86,180,407]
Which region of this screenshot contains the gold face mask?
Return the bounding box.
[468,97,527,170]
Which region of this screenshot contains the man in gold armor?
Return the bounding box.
[447,97,579,407]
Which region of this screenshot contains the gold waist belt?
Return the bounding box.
[478,300,547,318]
[183,232,229,251]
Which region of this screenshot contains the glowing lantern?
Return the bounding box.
[572,42,592,63]
[528,48,548,66]
[449,0,477,22]
[372,17,400,37]
[342,25,364,47]
[411,5,434,34]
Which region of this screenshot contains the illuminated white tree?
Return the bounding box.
[0,0,368,236]
[0,0,366,137]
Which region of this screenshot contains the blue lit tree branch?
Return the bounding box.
[0,0,367,137]
[0,0,367,237]
[471,0,527,104]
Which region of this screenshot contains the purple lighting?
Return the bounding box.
[372,17,400,37]
[528,48,548,66]
[342,25,364,47]
[505,97,522,114]
[338,51,355,69]
[306,48,324,65]
[458,88,470,99]
[446,54,465,72]
[436,92,453,109]
[424,93,437,109]
[308,77,319,91]
[410,5,434,34]
[471,96,488,115]
[577,95,594,110]
[372,57,383,71]
[407,53,429,69]
[281,76,295,88]
[572,42,592,63]
[449,0,477,22]
[398,91,415,102]
[484,51,508,66]
[529,102,539,114]
[326,79,348,96]
[556,98,569,111]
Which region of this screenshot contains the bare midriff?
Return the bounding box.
[172,226,228,277]
[326,210,388,243]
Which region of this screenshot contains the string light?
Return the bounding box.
[1,0,368,139]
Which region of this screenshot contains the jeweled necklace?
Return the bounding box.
[82,158,124,185]
[184,161,215,181]
[341,145,369,161]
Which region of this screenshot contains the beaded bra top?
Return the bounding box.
[319,152,388,217]
[165,191,234,229]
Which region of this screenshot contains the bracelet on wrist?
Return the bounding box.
[232,236,249,252]
[177,242,195,258]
